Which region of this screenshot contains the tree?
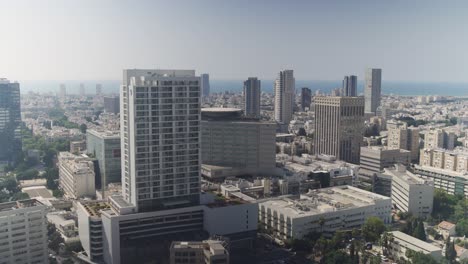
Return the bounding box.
[362,216,385,242]
[80,123,87,134]
[322,251,353,264]
[412,220,427,241]
[445,236,456,263]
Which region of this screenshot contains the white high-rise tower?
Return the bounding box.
[274,70,295,124]
[121,69,201,212]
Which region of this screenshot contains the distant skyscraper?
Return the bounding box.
[103,96,120,114]
[201,73,210,97]
[274,70,295,124]
[96,83,103,95]
[0,78,21,162]
[364,69,382,114]
[243,77,261,118]
[301,87,312,111]
[59,83,67,98]
[79,83,85,96]
[121,69,201,212]
[314,96,365,164]
[342,75,357,97]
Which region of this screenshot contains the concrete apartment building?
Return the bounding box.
[424,129,456,150]
[274,70,295,126]
[58,152,96,199]
[201,108,276,181]
[0,199,48,264]
[386,231,442,261]
[383,165,434,218]
[359,146,411,181]
[170,240,229,264]
[259,185,392,240]
[77,69,259,264]
[420,148,468,172]
[387,121,420,161]
[364,68,382,114]
[86,129,122,191]
[314,96,365,164]
[243,77,261,118]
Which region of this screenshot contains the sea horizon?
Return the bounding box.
[17,79,468,97]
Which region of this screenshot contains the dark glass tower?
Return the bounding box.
[0,79,21,163]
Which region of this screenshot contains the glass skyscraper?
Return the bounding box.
[0,78,21,163]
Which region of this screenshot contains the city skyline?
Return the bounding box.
[1,0,468,83]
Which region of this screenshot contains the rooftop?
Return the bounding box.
[81,201,110,217]
[0,199,44,213]
[260,186,389,218]
[389,231,441,252]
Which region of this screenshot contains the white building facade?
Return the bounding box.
[58,152,95,199]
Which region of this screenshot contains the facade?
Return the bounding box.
[58,152,96,199]
[383,165,434,218]
[424,129,456,150]
[103,96,120,114]
[243,77,261,118]
[387,121,420,161]
[301,87,312,111]
[201,73,210,98]
[0,78,21,163]
[342,75,357,96]
[386,231,442,261]
[359,146,411,184]
[364,68,382,114]
[86,129,122,189]
[274,70,295,125]
[170,240,229,264]
[201,108,276,180]
[259,186,392,240]
[0,199,48,264]
[420,148,468,172]
[70,140,86,153]
[121,69,201,212]
[314,96,365,164]
[413,164,468,197]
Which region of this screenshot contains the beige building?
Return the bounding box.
[383,165,434,218]
[386,231,442,261]
[419,148,468,173]
[424,129,456,150]
[314,96,365,164]
[58,152,96,199]
[359,146,411,182]
[274,70,295,126]
[170,240,229,264]
[387,121,420,161]
[201,108,276,180]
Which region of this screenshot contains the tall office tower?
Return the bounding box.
[79,83,86,96]
[387,121,420,161]
[314,96,365,164]
[59,83,67,98]
[103,95,120,114]
[243,77,261,118]
[0,199,49,264]
[201,73,210,98]
[274,70,295,124]
[364,68,382,114]
[342,75,357,96]
[121,69,201,212]
[0,78,21,163]
[301,87,312,111]
[96,83,103,95]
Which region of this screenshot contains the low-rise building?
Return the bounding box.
[258,186,392,240]
[0,199,48,264]
[413,164,468,198]
[437,221,456,239]
[386,231,442,261]
[58,152,96,199]
[170,240,229,264]
[383,165,434,218]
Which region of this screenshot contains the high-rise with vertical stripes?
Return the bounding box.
[342,75,357,96]
[364,68,382,114]
[243,77,261,118]
[274,70,295,124]
[314,96,365,164]
[121,69,201,212]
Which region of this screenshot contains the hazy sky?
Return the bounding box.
[1,0,468,82]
